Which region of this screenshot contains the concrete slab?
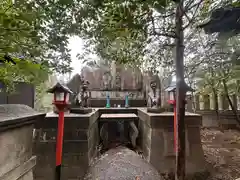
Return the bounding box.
[101,113,137,118]
[100,113,138,122]
[138,108,201,116]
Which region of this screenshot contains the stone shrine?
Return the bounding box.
[74,61,149,107]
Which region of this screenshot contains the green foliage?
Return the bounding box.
[75,0,177,71]
[0,57,50,92]
[195,34,240,96]
[0,0,74,75]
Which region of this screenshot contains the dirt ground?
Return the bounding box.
[201,128,240,180]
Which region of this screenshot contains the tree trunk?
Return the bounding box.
[222,79,240,125]
[175,1,186,180]
[212,88,221,127]
[191,91,196,113]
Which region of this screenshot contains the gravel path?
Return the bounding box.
[84,146,162,180]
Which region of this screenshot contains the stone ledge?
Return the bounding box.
[44,110,99,129]
[0,104,45,132]
[138,108,202,128]
[0,156,36,180]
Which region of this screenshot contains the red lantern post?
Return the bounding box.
[166,86,177,153]
[47,83,72,180]
[166,81,194,165]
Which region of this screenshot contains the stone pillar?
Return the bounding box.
[34,110,99,180]
[194,95,200,110]
[199,95,204,110]
[218,94,224,110]
[222,95,230,110]
[237,96,240,110]
[186,95,193,112]
[138,109,206,177]
[0,104,45,180]
[111,61,116,89]
[209,94,215,110]
[229,94,237,110]
[203,95,210,110]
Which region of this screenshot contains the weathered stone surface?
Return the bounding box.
[84,147,162,180]
[33,107,209,180]
[138,109,207,175]
[0,104,44,180]
[0,104,43,126]
[33,110,99,180]
[90,90,144,99]
[80,63,143,91]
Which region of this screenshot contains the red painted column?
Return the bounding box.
[55,110,65,180]
[174,105,177,153]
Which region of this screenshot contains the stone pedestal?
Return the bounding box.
[138,109,206,177]
[0,104,45,180]
[34,111,99,180]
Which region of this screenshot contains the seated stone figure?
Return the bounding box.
[147,80,161,108]
[75,77,90,108]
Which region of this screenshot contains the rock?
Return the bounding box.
[84,146,162,180]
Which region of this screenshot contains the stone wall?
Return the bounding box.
[183,94,240,127]
[196,110,240,127]
[138,109,206,176]
[33,111,99,180]
[32,108,210,178]
[81,62,143,91]
[187,94,240,112]
[0,104,45,180]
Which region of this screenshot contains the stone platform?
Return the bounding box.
[138,109,207,176]
[33,107,207,180]
[0,104,45,180]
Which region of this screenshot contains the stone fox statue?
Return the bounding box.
[147,80,161,108]
[75,78,90,108]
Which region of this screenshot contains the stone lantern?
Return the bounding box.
[47,82,73,113]
[47,82,73,180]
[165,81,177,112]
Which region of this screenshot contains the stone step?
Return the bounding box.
[100,113,138,121]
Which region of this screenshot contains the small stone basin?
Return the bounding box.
[84,146,162,180]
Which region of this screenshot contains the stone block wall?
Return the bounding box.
[196,110,240,128]
[33,111,99,180]
[0,104,45,180]
[138,109,206,176]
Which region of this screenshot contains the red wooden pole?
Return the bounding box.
[55,110,65,180]
[174,105,177,153]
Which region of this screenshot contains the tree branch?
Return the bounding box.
[184,0,204,12]
[183,1,202,30]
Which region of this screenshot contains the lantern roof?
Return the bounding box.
[165,80,194,92]
[47,82,73,94]
[165,81,177,92]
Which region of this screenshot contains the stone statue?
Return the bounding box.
[148,80,161,108]
[102,72,111,90]
[147,79,164,113]
[115,71,121,90]
[75,76,90,108]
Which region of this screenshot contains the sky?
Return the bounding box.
[68,36,84,76]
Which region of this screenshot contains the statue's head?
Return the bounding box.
[150,80,157,90]
[82,80,89,91]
